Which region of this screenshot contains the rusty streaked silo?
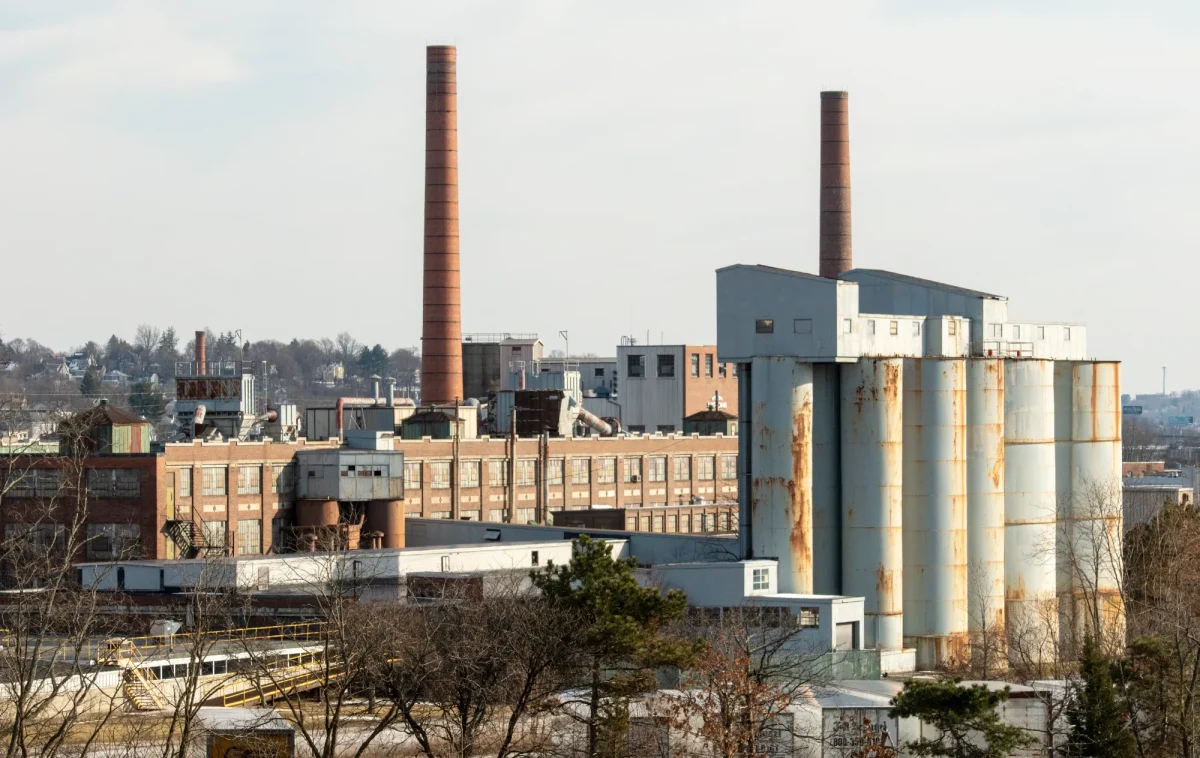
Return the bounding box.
[421,45,464,405]
[1064,361,1124,649]
[1004,359,1057,660]
[902,358,968,669]
[966,359,1005,645]
[841,358,903,650]
[749,357,814,594]
[195,330,206,375]
[819,91,852,279]
[297,500,340,527]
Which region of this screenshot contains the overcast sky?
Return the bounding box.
[1,1,1196,394]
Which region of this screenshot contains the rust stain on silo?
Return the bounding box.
[819,91,852,278]
[789,393,813,589]
[421,45,464,405]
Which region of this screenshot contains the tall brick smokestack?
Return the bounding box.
[420,45,463,406]
[819,91,852,278]
[195,330,207,375]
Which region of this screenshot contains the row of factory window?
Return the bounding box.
[688,605,820,628]
[626,354,735,380]
[625,510,736,534]
[3,468,142,500]
[404,455,737,490]
[169,464,296,498]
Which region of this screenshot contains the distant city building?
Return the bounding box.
[615,343,739,434]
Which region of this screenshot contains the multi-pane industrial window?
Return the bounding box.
[680,514,690,533]
[5,523,64,557]
[271,517,291,552]
[647,457,666,482]
[720,455,737,480]
[6,469,60,499]
[237,466,261,495]
[667,514,678,532]
[673,456,691,481]
[627,354,645,378]
[405,462,423,489]
[1012,325,1021,339]
[623,457,642,483]
[177,468,192,497]
[571,459,590,485]
[912,321,921,337]
[691,353,700,377]
[202,520,227,549]
[341,464,386,477]
[1037,326,1046,340]
[488,460,507,487]
[594,367,605,378]
[488,509,504,523]
[516,507,535,524]
[597,458,616,484]
[272,464,295,495]
[889,321,898,336]
[86,523,141,560]
[236,519,261,555]
[752,567,770,591]
[867,319,876,335]
[460,460,480,488]
[697,456,715,481]
[705,354,713,377]
[201,467,226,496]
[461,510,480,521]
[719,363,727,378]
[756,319,774,333]
[947,320,957,336]
[431,461,451,489]
[547,459,564,485]
[88,468,140,498]
[517,459,537,487]
[656,425,675,434]
[657,354,675,378]
[991,323,1002,338]
[718,512,730,532]
[652,515,664,532]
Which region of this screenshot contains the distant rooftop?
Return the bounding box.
[843,268,1006,301]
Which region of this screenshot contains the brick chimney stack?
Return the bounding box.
[819,91,852,278]
[420,45,463,405]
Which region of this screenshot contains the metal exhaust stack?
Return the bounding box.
[194,330,207,375]
[420,45,464,405]
[819,91,852,278]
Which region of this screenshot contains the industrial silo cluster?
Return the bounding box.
[717,91,1122,670]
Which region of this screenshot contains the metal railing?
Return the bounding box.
[88,622,329,665]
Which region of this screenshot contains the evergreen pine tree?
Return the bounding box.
[79,367,102,398]
[1064,635,1136,757]
[890,679,1031,758]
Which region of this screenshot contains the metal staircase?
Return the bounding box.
[122,667,165,711]
[164,520,199,558]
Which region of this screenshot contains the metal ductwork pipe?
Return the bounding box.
[195,330,207,375]
[386,377,396,408]
[254,409,279,424]
[819,91,852,279]
[577,407,614,437]
[372,375,382,402]
[336,396,384,440]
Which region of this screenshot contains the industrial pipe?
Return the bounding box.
[576,407,614,437]
[386,377,396,408]
[195,330,207,375]
[254,409,279,424]
[372,375,382,402]
[336,396,384,440]
[193,404,207,439]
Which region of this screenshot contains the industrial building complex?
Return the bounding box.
[0,40,1124,726]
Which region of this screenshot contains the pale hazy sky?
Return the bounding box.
[1,1,1196,394]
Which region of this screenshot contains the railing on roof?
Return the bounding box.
[174,361,252,377]
[462,333,538,344]
[976,341,1036,359]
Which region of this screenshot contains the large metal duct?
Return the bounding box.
[902,358,968,668]
[1064,361,1124,647]
[966,359,1005,643]
[841,358,903,650]
[421,45,464,405]
[1003,359,1057,658]
[576,406,615,437]
[819,91,852,279]
[749,357,814,594]
[368,499,406,549]
[812,363,842,595]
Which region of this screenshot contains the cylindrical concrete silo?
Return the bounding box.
[750,357,814,594]
[902,358,968,668]
[812,363,842,595]
[966,359,1005,642]
[1067,361,1124,646]
[1003,360,1057,657]
[841,358,903,650]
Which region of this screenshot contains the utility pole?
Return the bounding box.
[451,397,460,520]
[508,406,518,523]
